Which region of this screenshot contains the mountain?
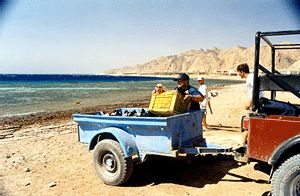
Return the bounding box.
[104,44,300,75]
[289,60,300,70]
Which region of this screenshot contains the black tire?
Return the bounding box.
[271,154,300,196]
[92,139,133,186]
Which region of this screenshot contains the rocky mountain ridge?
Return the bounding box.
[105,44,300,75]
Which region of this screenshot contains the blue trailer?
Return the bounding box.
[73,108,231,185]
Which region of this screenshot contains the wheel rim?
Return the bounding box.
[99,151,118,178]
[103,154,116,172]
[290,175,300,196]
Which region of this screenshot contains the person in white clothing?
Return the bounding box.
[197,76,212,129]
[237,63,264,146]
[237,63,264,110]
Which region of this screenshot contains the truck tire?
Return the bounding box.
[271,154,300,196]
[93,139,133,186]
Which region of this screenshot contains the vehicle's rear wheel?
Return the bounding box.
[271,154,300,196]
[93,139,133,186]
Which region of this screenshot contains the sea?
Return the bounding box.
[0,74,243,119]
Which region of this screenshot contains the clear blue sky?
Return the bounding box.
[0,0,299,74]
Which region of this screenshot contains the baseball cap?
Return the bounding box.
[173,73,190,81]
[197,76,205,81]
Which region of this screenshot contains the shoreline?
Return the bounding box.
[0,84,228,129]
[0,80,263,132]
[0,79,238,129]
[0,98,150,130]
[0,85,225,130]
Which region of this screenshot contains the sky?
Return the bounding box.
[0,0,300,74]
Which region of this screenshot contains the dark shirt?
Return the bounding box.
[175,85,203,110]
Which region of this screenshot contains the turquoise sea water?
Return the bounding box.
[0,74,243,118]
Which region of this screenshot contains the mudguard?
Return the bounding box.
[268,134,300,165]
[88,127,139,158]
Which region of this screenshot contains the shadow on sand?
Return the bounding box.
[126,154,268,188]
[207,124,241,132]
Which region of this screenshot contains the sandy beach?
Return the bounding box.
[1,83,299,195]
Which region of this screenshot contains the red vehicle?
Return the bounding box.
[239,30,300,196]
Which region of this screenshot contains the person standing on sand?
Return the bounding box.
[173,73,204,111]
[197,76,212,129]
[236,63,264,146]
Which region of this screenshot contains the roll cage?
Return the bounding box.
[252,30,300,111]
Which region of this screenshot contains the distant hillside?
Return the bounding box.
[105,44,300,75]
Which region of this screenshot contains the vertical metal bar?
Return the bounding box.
[271,47,276,73]
[252,32,261,111]
[271,47,276,100]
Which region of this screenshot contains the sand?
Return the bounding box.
[1,83,298,195]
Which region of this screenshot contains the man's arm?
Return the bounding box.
[183,89,204,102]
[190,94,204,102]
[181,86,204,102]
[208,99,212,114]
[244,97,252,110]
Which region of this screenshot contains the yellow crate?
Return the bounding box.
[149,90,191,116]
